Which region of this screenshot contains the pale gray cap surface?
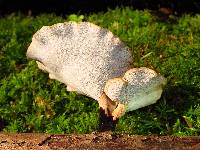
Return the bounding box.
[104,68,166,111]
[27,22,133,100]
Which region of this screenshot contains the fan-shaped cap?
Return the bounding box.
[27,22,133,100]
[104,68,166,112]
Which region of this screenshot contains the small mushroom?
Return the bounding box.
[104,67,166,120]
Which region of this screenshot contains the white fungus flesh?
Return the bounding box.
[104,68,166,112]
[27,21,166,117]
[26,22,133,101]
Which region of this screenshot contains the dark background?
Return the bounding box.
[0,0,200,16]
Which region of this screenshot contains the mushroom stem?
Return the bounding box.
[112,103,126,121]
[98,93,121,131]
[98,93,117,117]
[99,92,126,120]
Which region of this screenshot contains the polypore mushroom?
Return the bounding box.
[26,22,166,123]
[104,67,166,120]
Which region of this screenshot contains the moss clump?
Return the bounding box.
[0,8,199,135]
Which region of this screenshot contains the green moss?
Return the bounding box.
[0,8,199,135]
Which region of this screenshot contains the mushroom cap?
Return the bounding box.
[27,22,133,100]
[104,67,166,111]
